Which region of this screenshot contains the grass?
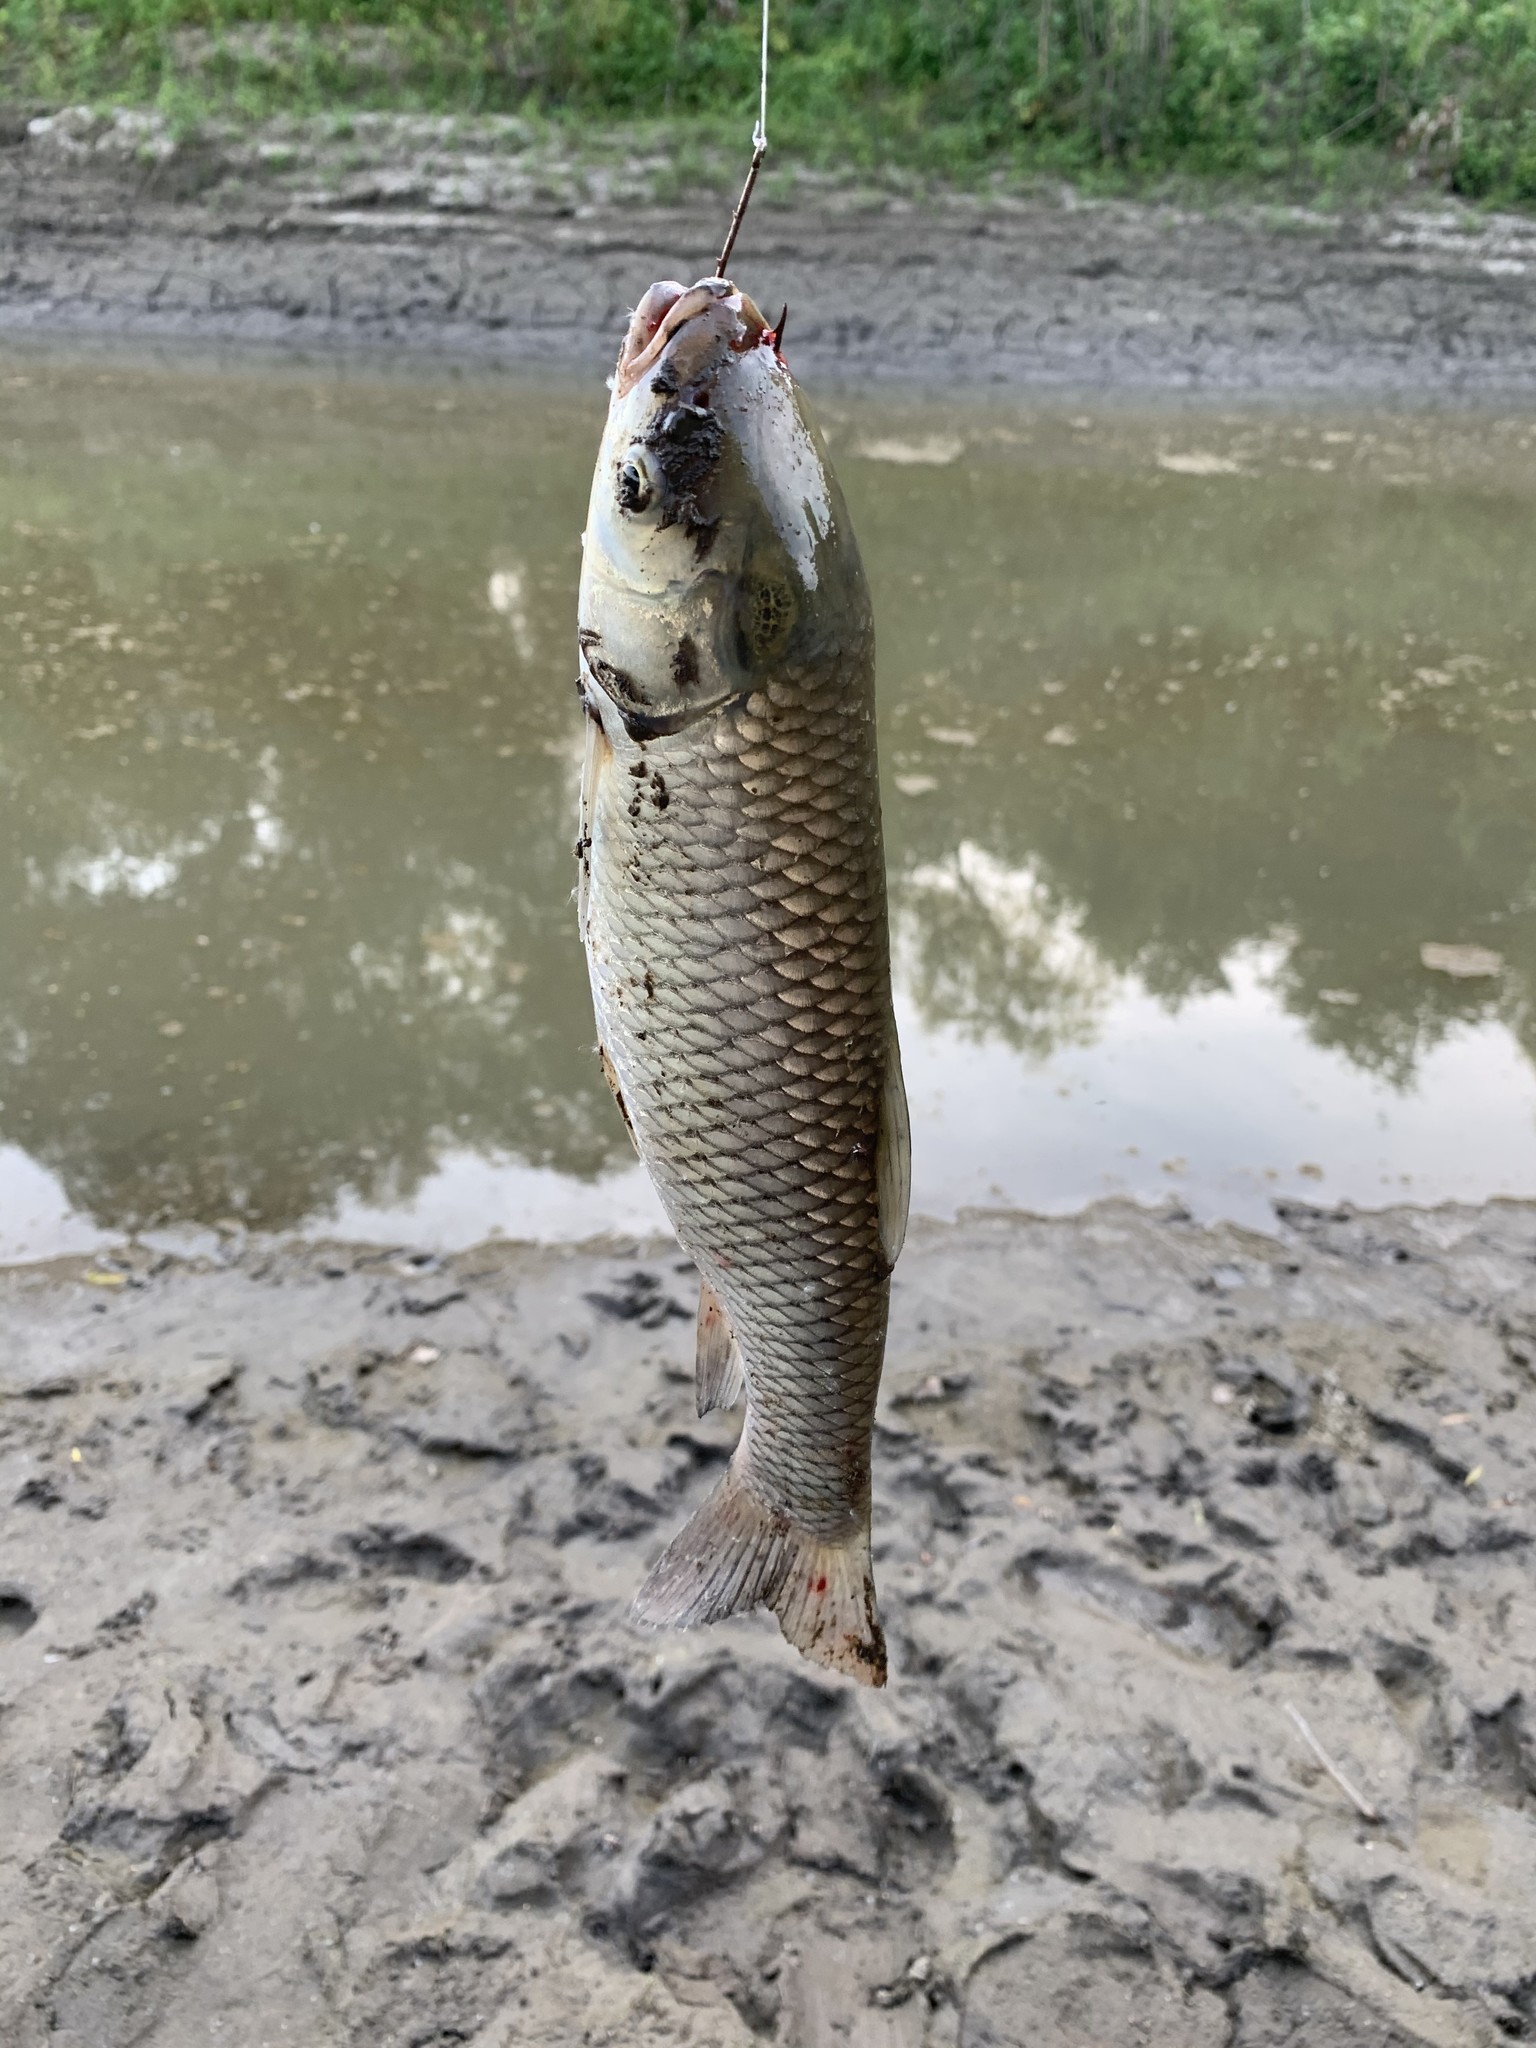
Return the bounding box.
[4,0,1536,205]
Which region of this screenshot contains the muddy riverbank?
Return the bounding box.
[3,1196,1536,2044]
[4,109,1536,390]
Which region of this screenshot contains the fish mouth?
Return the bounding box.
[616,277,771,397]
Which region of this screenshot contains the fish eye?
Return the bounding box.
[617,456,653,515]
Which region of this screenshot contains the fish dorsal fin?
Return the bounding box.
[878,1027,911,1270]
[696,1280,746,1416]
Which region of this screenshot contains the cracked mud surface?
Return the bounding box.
[3,110,1536,389]
[4,1198,1536,2044]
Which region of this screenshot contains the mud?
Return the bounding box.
[3,108,1536,389]
[4,1196,1536,2044]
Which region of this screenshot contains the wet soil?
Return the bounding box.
[4,110,1536,389]
[4,1197,1536,2044]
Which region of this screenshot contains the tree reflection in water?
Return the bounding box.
[2,370,1534,1236]
[0,367,610,1233]
[870,413,1536,1092]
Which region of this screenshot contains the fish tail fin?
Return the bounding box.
[770,1521,886,1688]
[631,1460,886,1688]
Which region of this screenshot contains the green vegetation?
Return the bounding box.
[4,0,1536,202]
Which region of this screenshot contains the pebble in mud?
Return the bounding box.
[2,1199,1535,2045]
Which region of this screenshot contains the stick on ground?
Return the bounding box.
[1284,1702,1381,1822]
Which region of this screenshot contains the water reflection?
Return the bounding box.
[859,413,1536,1105]
[888,624,1536,1089]
[897,845,1111,1058]
[2,364,1534,1249]
[1,366,610,1235]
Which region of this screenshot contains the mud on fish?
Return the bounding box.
[575,276,909,1685]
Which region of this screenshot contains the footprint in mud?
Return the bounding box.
[341,1524,483,1584]
[0,1586,39,1638]
[583,1269,692,1330]
[1018,1548,1289,1667]
[963,1921,1227,2046]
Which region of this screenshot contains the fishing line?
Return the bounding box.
[714,0,770,278]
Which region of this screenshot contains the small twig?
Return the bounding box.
[715,137,766,280]
[1284,1703,1381,1822]
[1372,1927,1428,1994]
[1319,97,1384,146]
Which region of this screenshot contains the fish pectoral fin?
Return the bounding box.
[576,705,611,933]
[695,1281,745,1416]
[877,1025,911,1270]
[631,1459,887,1687]
[598,1043,639,1155]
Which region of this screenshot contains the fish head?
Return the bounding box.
[579,276,868,742]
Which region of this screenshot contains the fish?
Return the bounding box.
[575,275,909,1686]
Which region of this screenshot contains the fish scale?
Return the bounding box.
[577,274,907,1682]
[590,663,888,1507]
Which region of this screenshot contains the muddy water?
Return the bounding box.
[3,358,1536,1259]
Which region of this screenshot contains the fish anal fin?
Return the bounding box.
[878,1026,911,1269]
[631,1461,886,1687]
[696,1280,745,1415]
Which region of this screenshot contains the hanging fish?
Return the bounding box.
[575,276,909,1685]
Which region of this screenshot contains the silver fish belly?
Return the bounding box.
[576,277,908,1684]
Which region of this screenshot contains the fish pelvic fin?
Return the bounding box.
[598,1043,639,1155]
[878,1022,911,1271]
[631,1460,887,1688]
[695,1280,746,1416]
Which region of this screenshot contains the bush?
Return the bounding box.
[3,0,1536,200]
